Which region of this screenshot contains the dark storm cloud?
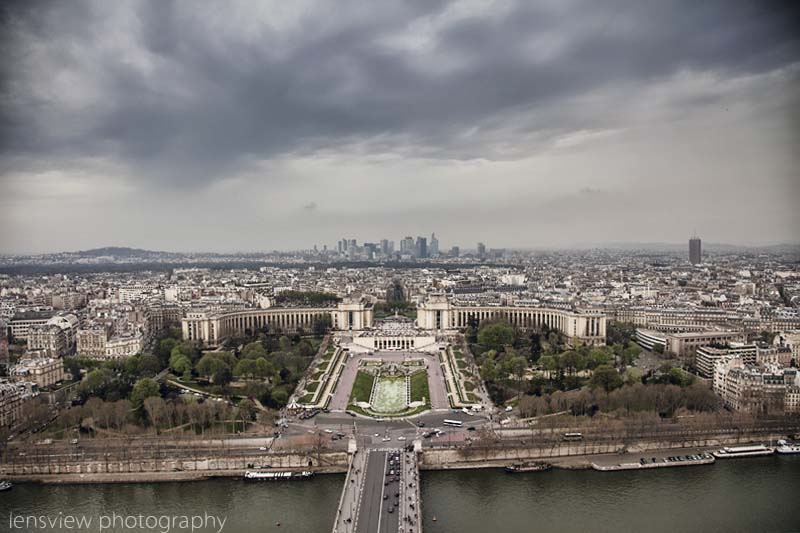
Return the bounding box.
[0,0,798,187]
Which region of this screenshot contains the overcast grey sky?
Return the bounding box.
[0,0,798,253]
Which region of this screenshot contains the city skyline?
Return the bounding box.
[1,1,799,253]
[1,3,799,528]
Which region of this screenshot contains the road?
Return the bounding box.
[355,450,400,533]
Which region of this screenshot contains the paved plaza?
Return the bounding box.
[328,350,449,413]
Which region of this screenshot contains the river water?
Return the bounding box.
[3,456,799,533]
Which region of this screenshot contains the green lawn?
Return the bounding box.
[349,370,375,404]
[306,381,320,393]
[410,371,430,402]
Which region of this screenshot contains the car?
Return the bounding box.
[259,446,268,451]
[70,439,79,445]
[505,406,513,412]
[382,437,391,442]
[387,507,394,514]
[374,433,380,437]
[324,429,333,433]
[467,426,476,431]
[397,436,406,441]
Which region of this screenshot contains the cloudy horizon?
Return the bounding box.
[1,0,798,254]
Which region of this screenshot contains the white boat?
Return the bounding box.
[712,444,774,458]
[244,470,313,481]
[0,480,12,492]
[592,453,715,471]
[776,440,800,455]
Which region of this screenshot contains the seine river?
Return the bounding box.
[3,456,799,533]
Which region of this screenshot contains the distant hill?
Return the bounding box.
[72,247,177,257]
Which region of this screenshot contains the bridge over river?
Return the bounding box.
[332,441,423,533]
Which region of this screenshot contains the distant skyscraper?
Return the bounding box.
[380,239,390,255]
[689,236,702,264]
[477,242,486,259]
[429,233,439,257]
[401,236,414,255]
[451,245,460,257]
[415,236,427,258]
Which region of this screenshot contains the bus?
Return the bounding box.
[443,419,463,428]
[563,432,583,441]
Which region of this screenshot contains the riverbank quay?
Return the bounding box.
[3,429,793,484]
[0,448,350,481]
[418,429,793,471]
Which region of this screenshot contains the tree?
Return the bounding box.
[606,321,636,347]
[124,356,140,377]
[539,355,557,376]
[480,358,498,382]
[622,345,642,365]
[111,399,131,431]
[242,342,267,360]
[238,399,257,428]
[156,338,178,366]
[64,357,83,381]
[587,347,613,369]
[254,357,272,379]
[212,364,233,387]
[196,354,230,380]
[312,315,332,337]
[590,365,623,393]
[509,355,528,397]
[130,378,160,411]
[137,353,162,377]
[560,351,581,376]
[144,396,167,433]
[295,339,314,358]
[477,321,516,351]
[171,355,192,377]
[270,388,288,407]
[529,331,543,362]
[78,368,114,398]
[235,359,256,379]
[623,367,643,386]
[278,336,292,352]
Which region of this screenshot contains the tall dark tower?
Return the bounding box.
[689,235,702,264]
